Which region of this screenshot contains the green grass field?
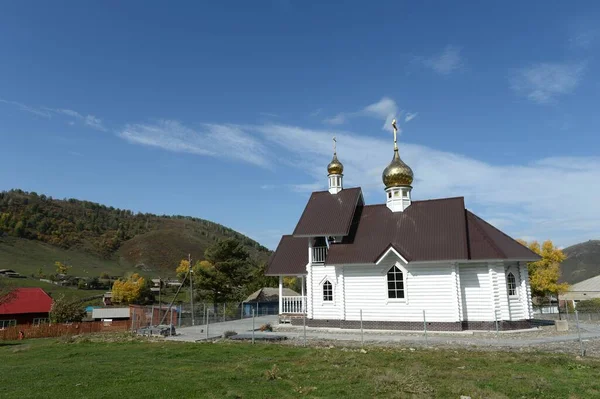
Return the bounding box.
[1,336,599,398]
[0,237,137,278]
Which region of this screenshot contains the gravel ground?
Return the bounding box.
[273,324,600,357]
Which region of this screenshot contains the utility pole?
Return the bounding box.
[189,253,195,326]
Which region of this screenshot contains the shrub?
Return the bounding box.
[223,330,237,338]
[575,299,600,312]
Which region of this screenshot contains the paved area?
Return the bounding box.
[166,315,278,341]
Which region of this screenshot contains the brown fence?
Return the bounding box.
[0,320,130,341]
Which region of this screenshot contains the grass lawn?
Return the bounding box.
[1,336,599,398]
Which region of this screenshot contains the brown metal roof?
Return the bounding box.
[466,211,539,261]
[292,187,363,237]
[265,235,308,275]
[267,192,540,275]
[326,197,470,264]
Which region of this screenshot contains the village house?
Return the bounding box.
[0,288,53,328]
[266,122,540,331]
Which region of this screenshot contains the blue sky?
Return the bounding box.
[1,1,599,250]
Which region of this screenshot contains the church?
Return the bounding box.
[266,121,540,331]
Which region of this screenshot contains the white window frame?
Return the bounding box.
[319,275,335,305]
[506,271,519,298]
[0,320,17,329]
[322,279,333,303]
[383,262,408,304]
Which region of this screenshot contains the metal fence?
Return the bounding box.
[175,302,277,328]
[533,305,600,322]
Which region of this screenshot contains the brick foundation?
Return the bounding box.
[290,318,537,331]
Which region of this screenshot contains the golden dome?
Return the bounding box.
[327,153,344,175]
[382,149,413,188]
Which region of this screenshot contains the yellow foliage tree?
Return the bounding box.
[111,273,145,304]
[55,261,71,275]
[517,239,569,299]
[176,259,190,276]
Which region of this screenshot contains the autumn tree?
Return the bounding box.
[55,261,71,275]
[176,259,191,279]
[111,273,147,304]
[518,239,569,299]
[49,295,86,323]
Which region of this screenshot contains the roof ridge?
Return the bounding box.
[466,210,506,258]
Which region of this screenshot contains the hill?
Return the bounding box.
[0,189,271,278]
[560,240,600,284]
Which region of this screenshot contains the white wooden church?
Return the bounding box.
[266,122,539,330]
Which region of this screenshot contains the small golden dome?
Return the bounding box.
[382,149,413,188]
[327,153,344,175]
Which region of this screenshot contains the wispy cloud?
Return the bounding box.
[0,98,52,118]
[323,97,401,132]
[404,112,418,123]
[249,123,600,247]
[118,120,270,167]
[416,45,464,75]
[0,98,107,131]
[510,62,586,104]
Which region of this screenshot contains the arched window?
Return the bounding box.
[507,272,517,296]
[323,280,333,302]
[387,265,405,299]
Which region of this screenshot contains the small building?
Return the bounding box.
[91,307,130,324]
[243,287,301,316]
[561,275,600,303]
[0,288,53,328]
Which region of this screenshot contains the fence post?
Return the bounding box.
[575,310,585,357]
[206,308,210,340]
[252,308,255,345]
[303,312,307,347]
[494,310,499,339]
[151,305,154,326]
[423,310,428,346]
[360,309,364,348]
[178,306,182,328]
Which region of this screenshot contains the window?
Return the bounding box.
[33,318,49,326]
[388,192,392,199]
[507,272,517,296]
[323,280,333,302]
[0,320,17,329]
[387,266,405,299]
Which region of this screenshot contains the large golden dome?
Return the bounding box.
[382,149,413,188]
[327,153,344,175]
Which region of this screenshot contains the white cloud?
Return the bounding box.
[323,113,346,125]
[405,112,418,123]
[323,97,402,132]
[0,98,51,118]
[510,62,586,104]
[250,123,600,247]
[418,45,464,75]
[0,99,107,131]
[118,120,270,167]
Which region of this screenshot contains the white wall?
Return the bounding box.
[339,262,459,322]
[310,264,341,320]
[460,264,494,321]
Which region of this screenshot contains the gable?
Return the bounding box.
[265,235,308,276]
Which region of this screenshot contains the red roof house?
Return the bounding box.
[0,288,53,328]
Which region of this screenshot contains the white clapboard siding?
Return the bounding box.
[342,263,458,322]
[506,264,526,320]
[311,264,341,320]
[491,264,511,320]
[460,264,494,321]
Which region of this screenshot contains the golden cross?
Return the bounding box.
[333,136,337,154]
[391,119,398,150]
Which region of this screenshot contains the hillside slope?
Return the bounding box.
[560,240,600,284]
[0,189,271,276]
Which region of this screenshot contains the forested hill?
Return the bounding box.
[0,189,271,275]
